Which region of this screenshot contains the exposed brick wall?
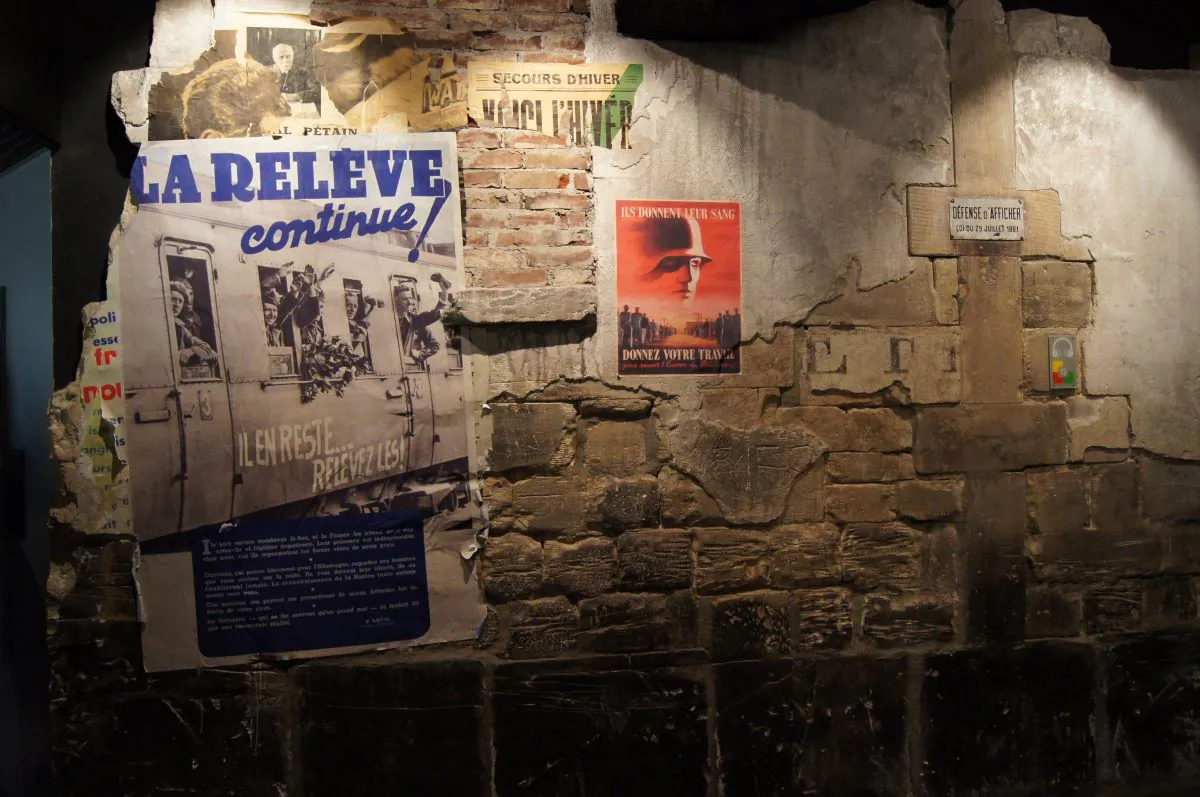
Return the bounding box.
[44,0,1200,794]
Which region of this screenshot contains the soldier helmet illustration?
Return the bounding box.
[642,217,711,271]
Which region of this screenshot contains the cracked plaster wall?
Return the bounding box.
[1016,55,1200,460]
[588,0,953,378]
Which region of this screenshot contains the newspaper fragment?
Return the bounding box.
[148,19,467,140]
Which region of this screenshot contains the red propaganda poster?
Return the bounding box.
[616,199,742,376]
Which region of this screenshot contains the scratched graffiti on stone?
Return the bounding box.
[669,418,825,524]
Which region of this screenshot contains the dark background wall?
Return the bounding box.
[48,1,154,390]
[615,0,1200,69]
[0,3,153,795]
[0,149,52,797]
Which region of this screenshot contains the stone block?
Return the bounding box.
[961,256,1023,403]
[841,523,922,591]
[474,324,588,391]
[1084,582,1142,635]
[914,403,1068,473]
[617,529,692,592]
[544,538,616,598]
[1091,461,1138,532]
[658,467,723,527]
[923,643,1096,794]
[1055,14,1111,61]
[669,417,825,524]
[1106,632,1200,784]
[827,452,915,483]
[1028,530,1163,582]
[1067,395,1129,462]
[769,523,842,588]
[1142,576,1197,627]
[112,68,154,138]
[579,397,652,419]
[789,588,853,651]
[511,476,589,535]
[149,0,213,68]
[1141,460,1200,521]
[500,596,579,659]
[1025,585,1083,638]
[1009,9,1058,56]
[493,665,708,796]
[704,327,795,389]
[768,406,848,450]
[592,476,660,531]
[794,328,961,404]
[488,402,575,472]
[806,258,939,327]
[933,258,960,325]
[701,591,791,660]
[299,662,487,797]
[827,484,897,523]
[450,285,596,324]
[54,670,290,797]
[578,593,694,653]
[780,464,826,522]
[714,656,908,797]
[1022,260,1092,328]
[846,409,913,452]
[862,596,955,648]
[907,187,1069,259]
[584,420,648,476]
[964,473,1028,644]
[896,479,963,520]
[481,533,543,602]
[1028,467,1089,535]
[1162,526,1200,574]
[699,387,772,427]
[694,528,770,595]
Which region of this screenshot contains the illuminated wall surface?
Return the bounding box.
[44,0,1200,794]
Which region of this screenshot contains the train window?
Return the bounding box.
[258,266,298,377]
[260,264,338,379]
[445,329,463,371]
[165,252,223,382]
[343,278,379,373]
[390,275,450,371]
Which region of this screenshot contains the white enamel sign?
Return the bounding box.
[949,196,1025,241]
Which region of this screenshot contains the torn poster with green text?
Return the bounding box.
[109,133,485,671]
[467,63,644,149]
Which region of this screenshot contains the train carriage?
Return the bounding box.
[120,195,466,540]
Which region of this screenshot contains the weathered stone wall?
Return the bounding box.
[47,0,1200,794]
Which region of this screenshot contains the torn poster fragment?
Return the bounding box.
[110,134,483,670]
[467,62,644,149]
[78,299,133,534]
[148,19,467,139]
